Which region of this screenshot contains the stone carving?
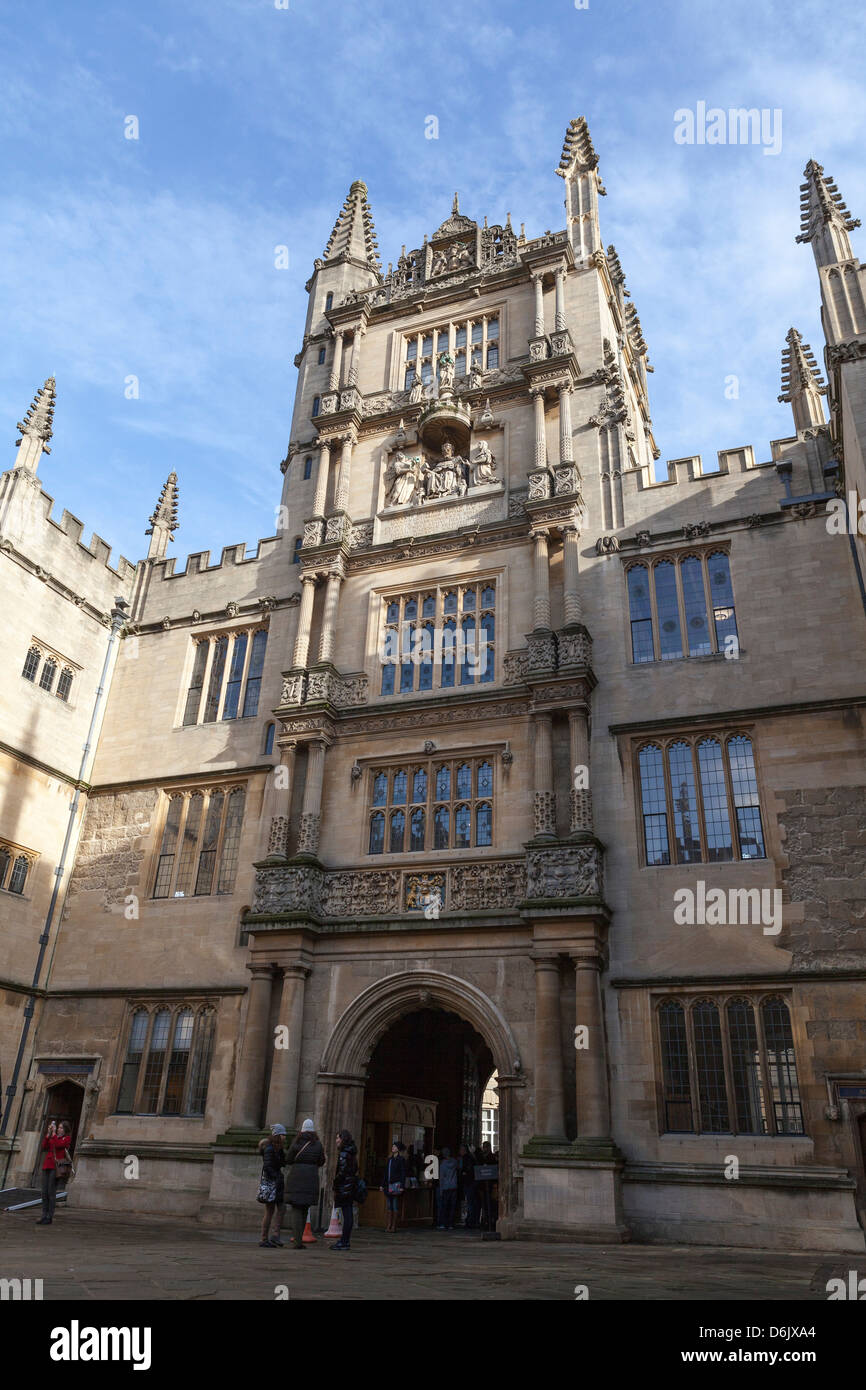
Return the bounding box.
[322,870,401,917]
[549,329,573,358]
[386,451,424,507]
[477,398,495,428]
[469,440,498,487]
[552,464,579,496]
[377,490,506,543]
[558,629,592,667]
[533,791,557,837]
[305,670,368,708]
[570,788,594,834]
[526,843,603,900]
[423,438,470,502]
[339,387,361,412]
[635,530,651,547]
[529,338,549,362]
[350,762,362,783]
[267,815,289,857]
[161,616,172,630]
[297,812,321,856]
[225,600,240,618]
[450,860,526,911]
[252,863,323,916]
[528,470,551,500]
[503,651,530,685]
[280,672,307,705]
[303,520,324,548]
[349,520,374,550]
[405,872,446,912]
[595,535,620,554]
[526,630,557,672]
[746,514,763,528]
[683,521,710,539]
[325,514,348,543]
[792,502,816,519]
[508,489,528,518]
[431,239,474,278]
[423,740,436,754]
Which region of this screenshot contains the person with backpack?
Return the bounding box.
[257,1123,287,1247]
[437,1146,459,1230]
[36,1119,71,1225]
[381,1140,407,1233]
[284,1118,325,1251]
[332,1128,359,1251]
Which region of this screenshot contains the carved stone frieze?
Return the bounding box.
[343,699,528,735]
[349,520,374,550]
[683,521,710,540]
[325,514,349,544]
[281,672,307,705]
[507,488,528,518]
[528,469,551,500]
[525,842,603,901]
[503,651,530,685]
[533,791,557,837]
[552,464,580,496]
[305,670,369,708]
[570,788,594,835]
[405,872,446,913]
[526,630,557,673]
[267,815,289,857]
[557,628,592,668]
[297,812,321,856]
[449,860,526,911]
[252,862,323,916]
[595,535,620,554]
[303,520,324,548]
[322,870,401,917]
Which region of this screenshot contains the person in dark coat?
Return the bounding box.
[458,1143,478,1228]
[332,1128,359,1251]
[258,1124,287,1247]
[381,1140,407,1233]
[284,1118,326,1250]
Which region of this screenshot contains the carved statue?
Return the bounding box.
[408,377,425,404]
[470,440,498,486]
[386,451,421,508]
[422,439,469,501]
[469,362,484,391]
[438,351,455,391]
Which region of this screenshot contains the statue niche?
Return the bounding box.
[384,434,498,510]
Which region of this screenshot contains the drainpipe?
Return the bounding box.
[1,599,129,1184]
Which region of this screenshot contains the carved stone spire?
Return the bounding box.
[556,117,606,262]
[322,180,381,272]
[145,470,180,560]
[778,328,827,433]
[796,160,861,269]
[14,376,56,473]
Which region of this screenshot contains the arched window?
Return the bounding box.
[8,855,30,895]
[293,538,302,564]
[443,590,457,614]
[455,804,471,849]
[217,788,245,894]
[692,1000,729,1132]
[183,642,209,726]
[117,1009,149,1113]
[153,797,184,898]
[479,609,495,683]
[434,806,450,849]
[412,768,427,803]
[325,292,333,311]
[203,636,228,722]
[680,555,711,656]
[456,763,471,798]
[487,342,499,369]
[627,566,654,663]
[761,997,804,1134]
[372,772,387,806]
[658,1000,692,1132]
[422,594,436,618]
[141,1008,171,1113]
[637,744,670,865]
[0,847,10,888]
[163,1008,195,1115]
[460,615,475,685]
[56,667,73,702]
[441,619,456,687]
[39,658,57,693]
[709,551,738,651]
[174,793,204,896]
[303,456,313,479]
[222,633,248,720]
[726,998,766,1134]
[242,630,268,717]
[667,740,701,863]
[727,735,765,859]
[476,802,492,846]
[392,769,407,804]
[22,646,41,682]
[195,791,224,895]
[389,810,405,853]
[369,812,385,855]
[317,347,326,365]
[312,395,321,417]
[188,1008,216,1116]
[263,722,275,755]
[477,761,493,797]
[435,765,450,800]
[653,561,682,660]
[418,622,434,690]
[409,808,425,852]
[697,738,733,862]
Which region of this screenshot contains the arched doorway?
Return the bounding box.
[317,970,521,1231]
[30,1079,84,1184]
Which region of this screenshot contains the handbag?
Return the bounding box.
[388,1182,404,1195]
[257,1177,278,1204]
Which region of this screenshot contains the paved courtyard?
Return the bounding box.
[1,1207,864,1301]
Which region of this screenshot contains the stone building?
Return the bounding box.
[1,119,865,1250]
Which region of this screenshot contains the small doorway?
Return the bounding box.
[30,1080,84,1185]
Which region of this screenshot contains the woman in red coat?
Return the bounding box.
[37,1120,71,1225]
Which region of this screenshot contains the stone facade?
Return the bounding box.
[1,122,865,1251]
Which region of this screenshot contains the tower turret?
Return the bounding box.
[778,328,827,434]
[14,376,56,473]
[145,471,179,560]
[555,117,606,263]
[796,160,861,269]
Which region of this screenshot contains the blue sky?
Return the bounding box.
[1,0,864,566]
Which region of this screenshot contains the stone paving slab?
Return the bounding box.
[1,1208,864,1301]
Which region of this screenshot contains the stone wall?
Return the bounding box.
[63,788,159,913]
[779,785,866,967]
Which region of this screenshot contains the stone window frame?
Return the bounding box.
[372,575,499,699]
[622,545,738,665]
[394,305,505,392]
[652,990,806,1138]
[150,782,247,900]
[20,637,80,706]
[113,1000,218,1118]
[0,837,39,898]
[363,750,497,860]
[179,624,269,728]
[632,727,767,868]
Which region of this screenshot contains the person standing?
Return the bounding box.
[458,1143,478,1229]
[257,1124,287,1247]
[332,1129,359,1252]
[36,1120,71,1225]
[381,1141,407,1233]
[438,1146,459,1230]
[284,1119,325,1251]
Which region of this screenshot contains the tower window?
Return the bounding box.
[303,456,313,480]
[318,347,326,364]
[325,292,334,311]
[626,548,736,663]
[181,630,269,726]
[312,396,321,417]
[636,731,765,866]
[152,786,247,899]
[366,754,495,855]
[293,538,302,564]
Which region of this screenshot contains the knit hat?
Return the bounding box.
[301,1118,315,1132]
[271,1124,287,1136]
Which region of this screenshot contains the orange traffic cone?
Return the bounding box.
[302,1207,317,1243]
[324,1206,342,1239]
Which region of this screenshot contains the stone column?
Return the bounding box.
[266,741,296,860]
[292,573,318,669]
[533,713,556,838]
[298,739,327,856]
[532,529,551,630]
[347,327,363,387]
[568,708,593,835]
[558,383,574,463]
[562,524,582,625]
[334,434,354,514]
[312,440,331,518]
[533,274,545,337]
[317,565,344,664]
[532,954,566,1139]
[531,387,546,470]
[230,963,275,1129]
[328,330,344,393]
[266,964,311,1130]
[572,953,611,1139]
[554,266,566,331]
